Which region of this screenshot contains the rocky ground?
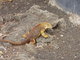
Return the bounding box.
[0,0,80,60]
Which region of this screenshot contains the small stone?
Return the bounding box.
[61,56,64,59]
[36,43,44,48]
[74,55,77,58]
[0,51,3,56]
[62,41,65,43]
[0,33,3,36]
[0,55,3,58]
[57,37,59,39]
[60,34,64,37]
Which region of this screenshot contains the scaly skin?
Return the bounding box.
[0,22,52,45]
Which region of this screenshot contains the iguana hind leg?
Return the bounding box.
[29,39,36,45]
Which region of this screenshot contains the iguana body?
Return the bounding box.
[0,22,52,45]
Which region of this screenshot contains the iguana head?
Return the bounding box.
[40,22,52,29]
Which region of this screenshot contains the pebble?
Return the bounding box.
[60,34,64,37]
[0,33,3,36]
[0,51,3,56]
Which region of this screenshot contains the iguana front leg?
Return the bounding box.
[41,29,49,38]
